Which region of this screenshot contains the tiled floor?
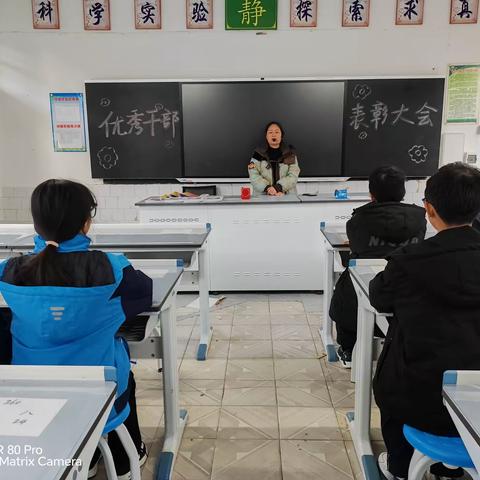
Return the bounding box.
[97,293,385,479]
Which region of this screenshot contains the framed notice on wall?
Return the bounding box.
[83,0,111,30]
[187,0,213,28]
[31,0,60,29]
[450,0,479,24]
[50,93,87,152]
[342,0,370,27]
[290,0,317,27]
[225,0,277,30]
[135,0,161,29]
[446,65,480,123]
[396,0,424,25]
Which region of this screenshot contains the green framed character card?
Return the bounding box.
[225,0,277,30]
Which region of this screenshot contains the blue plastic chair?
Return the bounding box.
[403,425,479,480]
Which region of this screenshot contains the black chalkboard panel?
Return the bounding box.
[343,78,444,177]
[182,81,345,177]
[85,82,183,179]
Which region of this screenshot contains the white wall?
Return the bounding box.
[0,0,478,220]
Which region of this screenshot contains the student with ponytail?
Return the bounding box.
[0,179,150,479]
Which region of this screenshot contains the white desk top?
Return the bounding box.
[5,232,210,251]
[136,194,370,206]
[349,263,387,297]
[443,384,480,448]
[320,228,350,248]
[0,379,116,480]
[349,262,391,334]
[321,226,436,251]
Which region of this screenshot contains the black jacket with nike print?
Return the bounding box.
[329,201,427,349]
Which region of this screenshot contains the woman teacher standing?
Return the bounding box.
[248,122,301,195]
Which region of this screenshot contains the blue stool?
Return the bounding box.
[403,425,479,480]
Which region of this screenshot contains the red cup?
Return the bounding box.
[241,186,251,200]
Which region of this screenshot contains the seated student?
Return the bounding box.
[0,179,151,480]
[329,166,426,367]
[370,162,480,480]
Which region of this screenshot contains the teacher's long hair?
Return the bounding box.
[263,121,295,151]
[264,121,285,137]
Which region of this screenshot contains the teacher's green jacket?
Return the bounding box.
[248,145,300,194]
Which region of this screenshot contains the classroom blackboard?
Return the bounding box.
[181,81,345,177]
[343,79,445,177]
[84,78,445,180]
[85,82,183,179]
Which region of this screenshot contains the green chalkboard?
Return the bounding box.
[225,0,277,29]
[85,82,183,179]
[343,78,445,177]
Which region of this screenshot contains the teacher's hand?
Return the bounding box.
[266,186,277,196]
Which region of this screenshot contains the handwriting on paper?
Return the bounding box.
[0,398,67,437]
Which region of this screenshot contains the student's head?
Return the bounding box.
[265,121,284,149]
[21,180,97,285]
[424,163,480,230]
[31,179,97,241]
[369,166,406,203]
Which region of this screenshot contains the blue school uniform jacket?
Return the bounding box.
[0,234,152,425]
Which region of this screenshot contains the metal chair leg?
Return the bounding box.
[408,449,435,480]
[98,435,118,480]
[115,424,141,480]
[465,467,480,480]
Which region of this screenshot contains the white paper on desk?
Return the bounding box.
[0,397,67,437]
[186,296,225,309]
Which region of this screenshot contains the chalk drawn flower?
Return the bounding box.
[352,84,372,101]
[97,146,118,170]
[408,145,429,164]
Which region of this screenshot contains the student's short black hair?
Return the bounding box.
[369,166,406,203]
[424,162,480,225]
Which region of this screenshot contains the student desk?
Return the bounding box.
[443,372,480,474]
[90,224,212,361]
[349,260,388,480]
[319,223,350,362]
[136,194,369,291]
[0,365,117,480]
[0,223,213,361]
[0,268,187,480]
[0,225,33,249]
[137,267,188,480]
